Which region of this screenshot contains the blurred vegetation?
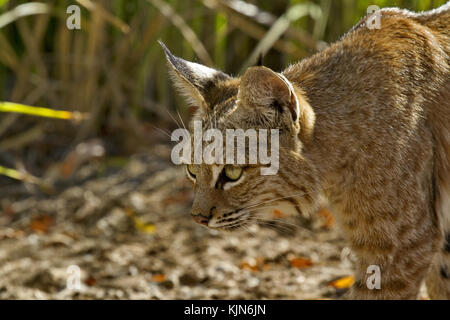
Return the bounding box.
[0,0,447,185]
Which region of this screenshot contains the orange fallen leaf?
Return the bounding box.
[151,274,166,282]
[30,215,53,233]
[240,257,265,272]
[289,257,314,268]
[328,275,355,289]
[84,276,96,287]
[240,261,259,272]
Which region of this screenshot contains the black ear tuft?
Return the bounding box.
[158,40,179,68]
[158,40,171,59]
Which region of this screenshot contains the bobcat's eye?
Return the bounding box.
[187,164,197,178]
[224,165,243,181]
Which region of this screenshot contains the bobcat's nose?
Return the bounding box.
[191,206,215,226]
[191,213,210,226]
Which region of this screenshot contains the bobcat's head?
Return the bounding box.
[161,42,320,231]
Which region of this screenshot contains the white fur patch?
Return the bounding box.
[186,61,220,80]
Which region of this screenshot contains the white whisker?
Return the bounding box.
[176,107,187,130]
[165,108,182,128]
[150,124,172,140]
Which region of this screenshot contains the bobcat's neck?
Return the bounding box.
[283,49,359,187]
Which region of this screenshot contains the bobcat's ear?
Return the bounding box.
[238,66,299,122]
[159,41,230,109]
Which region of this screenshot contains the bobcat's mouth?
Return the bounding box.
[203,200,303,233]
[207,209,251,231]
[206,203,284,232]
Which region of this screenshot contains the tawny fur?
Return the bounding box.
[162,3,450,299]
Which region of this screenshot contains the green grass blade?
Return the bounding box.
[0,165,40,184]
[0,2,49,29]
[0,165,22,180]
[0,101,87,120]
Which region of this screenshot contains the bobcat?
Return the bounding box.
[161,3,450,299]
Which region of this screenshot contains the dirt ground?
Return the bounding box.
[0,144,428,300]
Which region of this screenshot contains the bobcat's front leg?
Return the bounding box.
[338,195,442,299]
[346,253,430,300]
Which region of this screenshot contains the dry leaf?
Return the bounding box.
[151,274,166,282]
[240,262,259,272]
[289,257,314,268]
[30,215,53,233]
[328,275,355,289]
[134,219,156,233]
[240,257,265,272]
[84,276,96,287]
[125,208,156,234]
